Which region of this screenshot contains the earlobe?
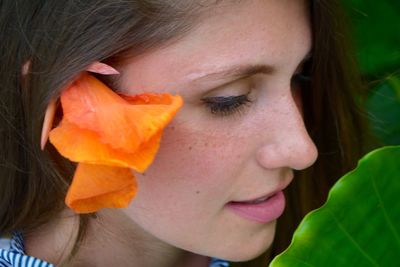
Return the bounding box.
[41,99,57,150]
[86,61,120,75]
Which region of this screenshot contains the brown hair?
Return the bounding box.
[0,0,373,266]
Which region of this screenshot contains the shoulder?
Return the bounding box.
[1,233,229,267]
[0,232,55,267]
[0,238,10,250]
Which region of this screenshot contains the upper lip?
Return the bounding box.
[229,174,293,203]
[230,189,280,203]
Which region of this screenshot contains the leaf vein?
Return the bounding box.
[327,209,380,266]
[370,172,400,248]
[277,253,315,267]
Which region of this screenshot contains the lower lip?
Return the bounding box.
[226,191,286,223]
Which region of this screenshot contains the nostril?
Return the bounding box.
[256,144,274,169]
[293,141,318,170]
[256,135,318,171]
[256,144,289,170]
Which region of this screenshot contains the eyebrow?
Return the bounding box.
[189,51,313,84]
[189,64,274,84]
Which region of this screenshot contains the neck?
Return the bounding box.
[25,209,211,267]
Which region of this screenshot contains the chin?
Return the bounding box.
[225,238,274,262]
[214,222,277,262]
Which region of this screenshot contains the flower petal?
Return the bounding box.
[61,74,183,152]
[48,73,183,213]
[49,120,162,172]
[65,163,137,213]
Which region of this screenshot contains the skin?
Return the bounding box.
[26,0,317,266]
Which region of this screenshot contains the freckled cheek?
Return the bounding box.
[133,124,241,207]
[159,127,219,176]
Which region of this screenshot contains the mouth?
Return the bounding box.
[231,189,281,204]
[226,170,294,224]
[226,172,293,223]
[226,191,286,223]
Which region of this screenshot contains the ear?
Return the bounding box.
[41,99,57,150]
[86,61,120,75]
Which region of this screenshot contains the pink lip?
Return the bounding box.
[226,191,286,223]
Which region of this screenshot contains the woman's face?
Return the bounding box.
[116,0,317,261]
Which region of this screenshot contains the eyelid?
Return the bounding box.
[201,90,251,101]
[194,68,267,99]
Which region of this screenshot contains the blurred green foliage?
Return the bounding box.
[366,76,400,145]
[342,0,400,145]
[342,0,400,76]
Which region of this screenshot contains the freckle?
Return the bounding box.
[142,173,146,176]
[204,142,208,147]
[170,126,175,130]
[188,146,192,150]
[196,191,200,194]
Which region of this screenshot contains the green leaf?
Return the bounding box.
[367,75,400,145]
[270,146,400,267]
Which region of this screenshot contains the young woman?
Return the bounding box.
[0,0,371,266]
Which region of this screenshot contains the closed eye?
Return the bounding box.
[201,93,252,117]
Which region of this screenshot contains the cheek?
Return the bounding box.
[129,121,246,217]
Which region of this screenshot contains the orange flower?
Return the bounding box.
[49,73,183,213]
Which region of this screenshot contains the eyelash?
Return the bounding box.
[201,92,252,117]
[292,73,311,84]
[291,73,312,95]
[292,59,312,87]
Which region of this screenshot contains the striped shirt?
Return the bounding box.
[0,232,54,267]
[0,232,229,267]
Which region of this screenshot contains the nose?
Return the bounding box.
[256,93,318,171]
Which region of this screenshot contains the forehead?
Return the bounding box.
[119,0,311,92]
